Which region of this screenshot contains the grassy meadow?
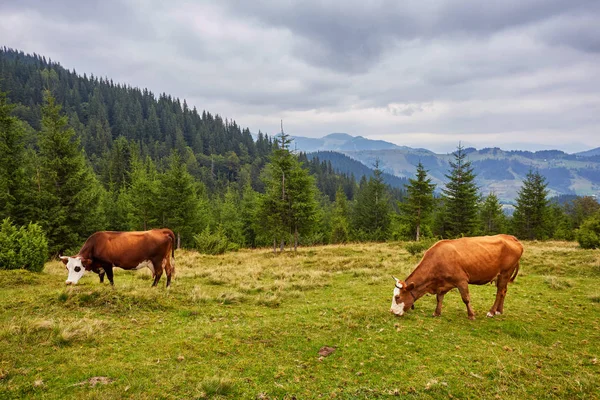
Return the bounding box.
[0,241,599,399]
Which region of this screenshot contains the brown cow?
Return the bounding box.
[60,229,175,287]
[390,234,523,319]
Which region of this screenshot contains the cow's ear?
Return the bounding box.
[59,256,69,265]
[406,282,415,291]
[81,258,93,269]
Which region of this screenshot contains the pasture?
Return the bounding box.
[0,241,598,399]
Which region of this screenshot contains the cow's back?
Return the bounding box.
[423,235,523,284]
[84,230,172,268]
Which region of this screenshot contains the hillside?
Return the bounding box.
[306,151,409,189]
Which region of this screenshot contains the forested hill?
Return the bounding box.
[1,47,404,253]
[307,151,409,189]
[0,47,277,188]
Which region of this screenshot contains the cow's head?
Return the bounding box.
[390,276,416,316]
[60,256,92,285]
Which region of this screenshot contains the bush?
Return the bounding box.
[194,226,230,255]
[577,213,600,249]
[0,218,48,272]
[404,238,437,256]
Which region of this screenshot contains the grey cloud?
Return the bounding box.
[218,0,598,74]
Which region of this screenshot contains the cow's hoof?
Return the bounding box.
[468,315,476,320]
[486,311,495,318]
[432,313,441,317]
[495,311,502,315]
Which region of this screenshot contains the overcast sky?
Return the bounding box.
[1,0,599,153]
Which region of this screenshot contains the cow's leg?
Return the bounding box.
[433,292,446,317]
[99,270,105,283]
[163,256,174,288]
[104,264,115,286]
[488,275,509,317]
[151,258,163,287]
[457,282,475,320]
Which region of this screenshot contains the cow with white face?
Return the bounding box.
[390,276,416,316]
[60,229,176,287]
[390,235,523,319]
[62,256,94,285]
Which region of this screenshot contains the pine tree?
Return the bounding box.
[258,130,318,251]
[352,161,392,241]
[128,155,160,231]
[330,187,350,243]
[240,183,259,247]
[442,144,480,237]
[159,151,202,248]
[479,192,506,235]
[220,185,244,246]
[400,162,436,241]
[37,92,105,254]
[513,170,549,240]
[0,91,29,223]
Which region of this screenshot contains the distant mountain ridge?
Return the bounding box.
[575,147,600,158]
[292,133,415,152]
[292,133,600,202]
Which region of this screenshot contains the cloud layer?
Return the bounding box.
[1,0,599,152]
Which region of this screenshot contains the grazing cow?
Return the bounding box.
[60,229,175,287]
[390,234,523,319]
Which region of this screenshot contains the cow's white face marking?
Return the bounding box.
[136,260,155,275]
[64,257,86,285]
[390,286,405,316]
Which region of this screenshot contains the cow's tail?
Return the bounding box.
[165,229,176,259]
[509,262,520,283]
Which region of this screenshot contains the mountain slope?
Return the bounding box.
[293,133,403,152]
[293,134,600,202]
[306,151,409,189]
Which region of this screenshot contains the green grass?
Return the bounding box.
[0,241,598,399]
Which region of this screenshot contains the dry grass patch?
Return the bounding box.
[1,317,107,346]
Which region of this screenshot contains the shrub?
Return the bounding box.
[194,226,230,255]
[0,218,48,272]
[404,238,437,256]
[577,213,600,249]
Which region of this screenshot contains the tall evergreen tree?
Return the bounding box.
[330,187,350,243]
[128,155,160,231]
[442,144,480,237]
[258,131,318,251]
[0,91,30,223]
[37,91,105,254]
[400,162,436,241]
[513,170,549,240]
[479,192,506,235]
[240,183,259,248]
[159,151,202,248]
[219,185,244,246]
[352,161,392,241]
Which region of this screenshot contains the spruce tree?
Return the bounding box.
[479,192,506,235]
[331,187,350,243]
[400,162,436,241]
[442,144,480,237]
[258,131,318,251]
[513,170,549,240]
[128,155,160,231]
[352,161,392,241]
[240,183,259,247]
[220,185,244,246]
[0,91,29,223]
[159,151,202,248]
[37,92,105,254]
